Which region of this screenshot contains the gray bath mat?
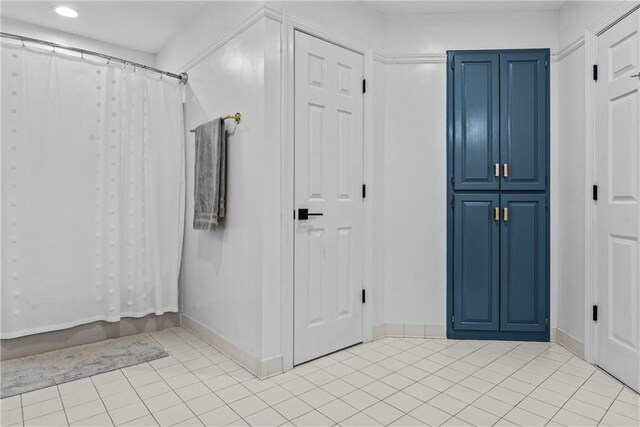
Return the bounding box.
[1,333,168,398]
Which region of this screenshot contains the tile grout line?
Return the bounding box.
[594,382,625,425]
[346,338,502,424]
[375,340,494,424]
[415,339,538,425]
[371,338,518,424]
[89,375,118,427]
[19,393,24,427]
[118,368,166,427]
[153,328,248,425]
[308,338,497,425]
[482,343,584,426]
[368,340,571,425]
[552,369,602,425]
[55,384,71,427]
[164,326,340,424]
[144,329,211,425]
[496,348,601,426]
[65,377,110,426]
[549,362,632,425]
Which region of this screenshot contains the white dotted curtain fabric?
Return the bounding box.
[1,43,185,338]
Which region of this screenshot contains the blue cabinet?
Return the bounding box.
[453,54,500,191]
[453,194,500,331]
[500,194,547,333]
[500,53,548,191]
[447,49,550,341]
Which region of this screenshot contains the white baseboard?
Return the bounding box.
[373,323,447,339]
[0,313,179,361]
[374,324,585,360]
[179,314,282,379]
[554,327,585,358]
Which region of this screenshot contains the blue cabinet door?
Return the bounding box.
[453,194,500,331]
[500,194,547,332]
[453,54,500,191]
[500,52,548,191]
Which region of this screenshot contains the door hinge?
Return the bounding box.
[362,184,367,199]
[362,289,366,304]
[593,64,598,81]
[545,317,549,327]
[593,305,598,322]
[451,176,455,184]
[593,184,598,201]
[451,60,455,70]
[545,201,549,209]
[362,79,366,93]
[545,59,548,68]
[451,314,455,324]
[450,199,455,208]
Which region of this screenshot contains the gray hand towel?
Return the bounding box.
[193,118,226,230]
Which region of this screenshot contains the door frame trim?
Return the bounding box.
[280,13,374,371]
[584,2,640,366]
[446,48,551,342]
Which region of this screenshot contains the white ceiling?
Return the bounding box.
[363,1,565,15]
[0,1,208,53]
[0,1,566,54]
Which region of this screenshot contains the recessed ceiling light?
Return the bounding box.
[55,6,78,18]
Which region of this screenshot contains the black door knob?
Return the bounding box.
[298,208,323,220]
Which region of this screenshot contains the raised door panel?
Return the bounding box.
[500,52,548,191]
[500,194,547,332]
[453,54,500,191]
[453,194,500,331]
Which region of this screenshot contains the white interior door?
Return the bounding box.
[595,9,640,392]
[294,30,364,365]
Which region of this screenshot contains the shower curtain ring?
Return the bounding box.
[21,39,25,48]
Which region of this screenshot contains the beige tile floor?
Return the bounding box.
[1,327,638,426]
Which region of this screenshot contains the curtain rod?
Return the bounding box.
[1,32,188,84]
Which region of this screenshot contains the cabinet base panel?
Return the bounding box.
[447,328,549,341]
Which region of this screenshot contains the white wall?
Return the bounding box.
[556,46,586,344]
[178,17,276,361]
[384,10,558,54]
[156,1,385,72]
[371,60,387,329]
[382,10,559,327]
[383,62,447,326]
[1,17,155,65]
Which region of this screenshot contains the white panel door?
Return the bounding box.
[294,31,364,365]
[596,9,640,392]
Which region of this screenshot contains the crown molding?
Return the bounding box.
[588,1,639,35]
[179,6,282,73]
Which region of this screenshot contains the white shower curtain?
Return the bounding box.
[1,43,185,338]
